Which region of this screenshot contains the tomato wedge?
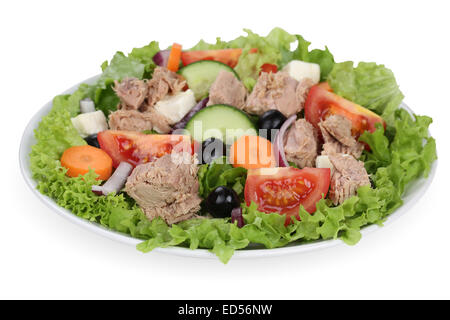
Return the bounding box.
[245,167,331,225]
[97,131,193,168]
[260,63,278,75]
[181,49,243,68]
[305,82,385,137]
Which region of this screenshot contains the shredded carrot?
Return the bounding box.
[61,145,113,180]
[167,43,182,72]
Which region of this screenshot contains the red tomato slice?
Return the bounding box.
[245,167,331,225]
[181,49,243,68]
[260,63,278,75]
[97,131,193,168]
[305,83,386,137]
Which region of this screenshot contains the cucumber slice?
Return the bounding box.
[179,61,239,100]
[185,104,257,144]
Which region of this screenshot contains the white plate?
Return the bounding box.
[19,75,437,260]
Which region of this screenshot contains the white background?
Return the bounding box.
[1,0,449,299]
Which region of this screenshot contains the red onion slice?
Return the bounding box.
[231,207,245,228]
[170,97,209,133]
[91,185,104,196]
[91,162,133,196]
[152,50,171,67]
[274,115,296,167]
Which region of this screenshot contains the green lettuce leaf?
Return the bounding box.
[198,157,247,199]
[229,28,293,90]
[190,38,229,51]
[285,35,335,81]
[128,41,160,78]
[86,42,160,115]
[360,108,437,194]
[30,89,139,226]
[88,52,145,115]
[308,47,335,81]
[189,28,335,89]
[189,28,296,90]
[328,61,405,123]
[96,52,146,88]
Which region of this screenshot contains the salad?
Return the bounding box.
[29,28,437,263]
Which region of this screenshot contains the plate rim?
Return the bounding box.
[19,75,438,260]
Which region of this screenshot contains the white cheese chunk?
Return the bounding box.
[154,90,197,125]
[316,155,334,175]
[282,60,321,84]
[71,110,108,138]
[80,98,96,113]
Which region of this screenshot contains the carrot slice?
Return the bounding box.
[230,135,276,170]
[61,145,113,180]
[167,43,182,72]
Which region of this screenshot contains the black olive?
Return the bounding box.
[85,134,100,148]
[257,110,287,141]
[200,138,226,164]
[205,186,240,218]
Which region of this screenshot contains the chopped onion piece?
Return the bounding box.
[91,162,133,196]
[80,98,96,113]
[91,185,104,196]
[152,50,171,67]
[231,207,245,228]
[274,115,296,167]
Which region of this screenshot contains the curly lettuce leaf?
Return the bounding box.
[328,61,404,123]
[361,108,437,194]
[30,90,141,225]
[31,87,87,165]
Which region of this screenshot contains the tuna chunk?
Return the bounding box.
[108,109,171,133]
[319,115,364,158]
[295,78,315,110]
[328,153,371,205]
[125,154,201,224]
[207,71,247,109]
[144,66,186,110]
[245,72,313,117]
[110,67,185,134]
[114,78,148,110]
[283,119,318,168]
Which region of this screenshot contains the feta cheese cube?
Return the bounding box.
[282,60,321,84]
[154,90,197,125]
[71,110,108,138]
